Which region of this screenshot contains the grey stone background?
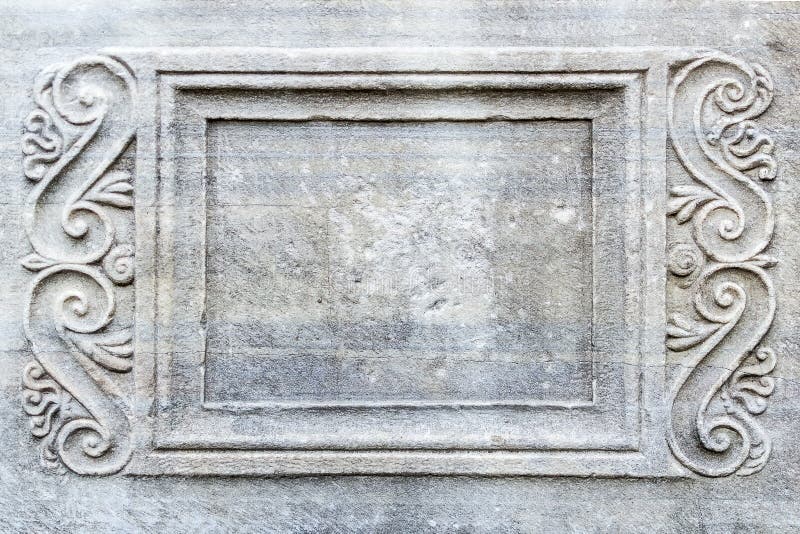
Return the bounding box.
[1,1,798,531]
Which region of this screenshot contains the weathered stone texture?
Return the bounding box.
[2,1,800,532]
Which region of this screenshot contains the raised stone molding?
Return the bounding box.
[19,48,777,477]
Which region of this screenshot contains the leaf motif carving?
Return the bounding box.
[667,186,720,224]
[667,53,778,477]
[719,120,777,181]
[723,347,776,416]
[20,253,57,272]
[666,313,722,352]
[22,360,71,438]
[68,328,134,373]
[747,254,778,269]
[22,108,63,181]
[84,170,133,208]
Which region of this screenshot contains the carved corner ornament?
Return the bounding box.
[21,56,136,475]
[19,50,778,477]
[666,54,778,476]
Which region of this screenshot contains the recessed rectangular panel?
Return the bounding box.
[204,119,593,404]
[153,72,645,457]
[95,48,686,476]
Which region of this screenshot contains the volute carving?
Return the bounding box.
[21,56,136,475]
[666,53,778,477]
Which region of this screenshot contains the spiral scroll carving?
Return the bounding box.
[20,56,136,475]
[667,53,778,476]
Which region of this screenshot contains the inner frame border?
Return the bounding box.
[113,47,693,477]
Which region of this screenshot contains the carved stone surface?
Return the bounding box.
[2,1,799,531]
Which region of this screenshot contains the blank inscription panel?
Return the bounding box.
[203,119,594,405]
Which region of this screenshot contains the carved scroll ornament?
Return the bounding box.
[21,56,136,475]
[666,53,778,476]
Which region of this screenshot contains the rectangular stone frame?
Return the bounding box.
[114,47,703,477]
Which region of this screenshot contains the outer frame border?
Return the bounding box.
[108,47,704,477]
[155,71,640,452]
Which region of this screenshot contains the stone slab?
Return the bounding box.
[2,1,800,531]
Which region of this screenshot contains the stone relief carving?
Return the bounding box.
[666,54,777,476]
[20,56,136,475]
[18,49,779,478]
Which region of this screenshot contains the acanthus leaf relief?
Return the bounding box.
[20,55,136,475]
[666,53,778,477]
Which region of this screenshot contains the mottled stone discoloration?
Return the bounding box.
[2,1,799,531]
